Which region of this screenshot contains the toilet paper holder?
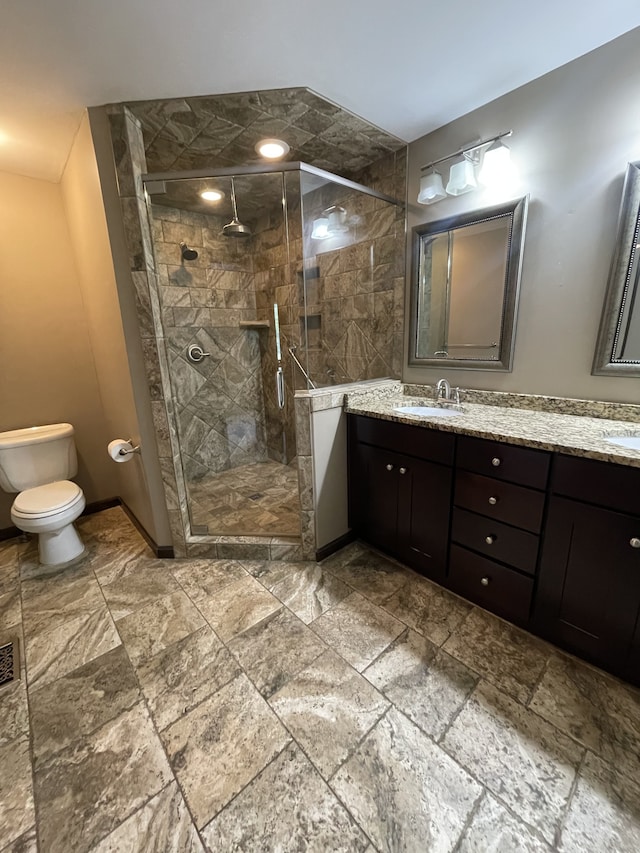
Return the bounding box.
[119,439,141,456]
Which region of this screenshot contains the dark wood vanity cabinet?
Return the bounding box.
[535,456,640,680]
[449,436,550,625]
[347,414,640,686]
[348,416,454,580]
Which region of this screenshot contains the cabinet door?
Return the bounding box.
[350,442,400,555]
[397,457,452,581]
[536,496,640,673]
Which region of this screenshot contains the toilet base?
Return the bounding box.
[38,523,85,566]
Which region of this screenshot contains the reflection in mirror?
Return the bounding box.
[593,161,640,375]
[410,197,528,371]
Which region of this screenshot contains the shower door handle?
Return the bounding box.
[276,366,285,409]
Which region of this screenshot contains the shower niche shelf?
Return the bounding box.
[239,320,270,329]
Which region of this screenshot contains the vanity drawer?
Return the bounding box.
[454,470,546,533]
[451,507,539,575]
[552,454,640,517]
[457,435,550,490]
[350,415,455,465]
[449,544,534,624]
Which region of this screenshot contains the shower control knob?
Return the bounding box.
[386,464,394,471]
[187,344,211,364]
[630,538,640,549]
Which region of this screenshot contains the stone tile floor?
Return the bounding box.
[1,506,640,851]
[189,460,301,537]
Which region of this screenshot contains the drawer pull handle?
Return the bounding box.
[399,467,407,475]
[480,576,491,587]
[386,464,394,471]
[491,457,501,467]
[631,538,640,549]
[488,496,498,505]
[485,535,496,545]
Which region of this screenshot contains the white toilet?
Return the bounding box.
[0,423,86,566]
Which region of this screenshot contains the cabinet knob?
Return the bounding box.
[485,535,496,545]
[491,457,501,467]
[488,496,498,506]
[480,576,491,586]
[630,538,640,549]
[386,464,394,471]
[399,467,407,475]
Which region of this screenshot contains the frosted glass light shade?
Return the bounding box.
[311,217,329,239]
[479,140,512,186]
[446,159,477,196]
[417,171,446,204]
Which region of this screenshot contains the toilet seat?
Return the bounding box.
[12,480,84,518]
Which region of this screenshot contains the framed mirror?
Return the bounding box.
[409,196,528,371]
[593,161,640,376]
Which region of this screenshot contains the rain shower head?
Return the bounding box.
[223,178,252,238]
[180,241,199,260]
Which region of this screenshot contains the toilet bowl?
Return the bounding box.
[11,481,86,565]
[0,423,86,567]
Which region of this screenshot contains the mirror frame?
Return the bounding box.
[408,195,528,371]
[592,161,640,376]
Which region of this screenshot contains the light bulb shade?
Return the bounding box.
[417,171,446,204]
[446,159,477,196]
[311,217,330,239]
[327,209,348,234]
[479,140,511,186]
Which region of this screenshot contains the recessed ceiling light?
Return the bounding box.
[200,189,224,202]
[255,138,290,159]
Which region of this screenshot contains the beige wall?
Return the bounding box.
[405,27,640,403]
[61,113,167,543]
[0,169,117,528]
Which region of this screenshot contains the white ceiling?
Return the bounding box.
[2,0,639,182]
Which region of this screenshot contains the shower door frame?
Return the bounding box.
[140,162,401,551]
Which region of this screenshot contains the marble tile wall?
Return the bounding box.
[302,149,406,386]
[150,203,270,477]
[253,177,303,464]
[103,89,407,558]
[123,88,405,181]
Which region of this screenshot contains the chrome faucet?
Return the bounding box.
[435,378,461,405]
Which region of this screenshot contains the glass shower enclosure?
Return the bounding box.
[143,162,401,539]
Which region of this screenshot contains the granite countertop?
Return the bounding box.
[344,394,640,468]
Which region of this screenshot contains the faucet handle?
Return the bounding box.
[453,387,461,405]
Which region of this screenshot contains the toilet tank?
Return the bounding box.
[0,424,78,492]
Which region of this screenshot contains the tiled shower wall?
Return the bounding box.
[254,174,303,464]
[302,150,406,386]
[101,98,406,558]
[150,204,269,479]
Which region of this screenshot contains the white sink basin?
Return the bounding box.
[604,435,640,450]
[394,405,462,418]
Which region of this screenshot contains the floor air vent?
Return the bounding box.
[0,637,19,687]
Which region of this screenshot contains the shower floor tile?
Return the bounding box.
[189,460,300,537]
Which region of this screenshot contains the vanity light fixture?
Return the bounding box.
[445,158,477,196]
[255,138,290,159]
[311,205,349,239]
[200,189,224,202]
[417,170,447,204]
[478,138,512,186]
[311,217,330,239]
[418,130,513,204]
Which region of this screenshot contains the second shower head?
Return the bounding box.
[180,241,199,261]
